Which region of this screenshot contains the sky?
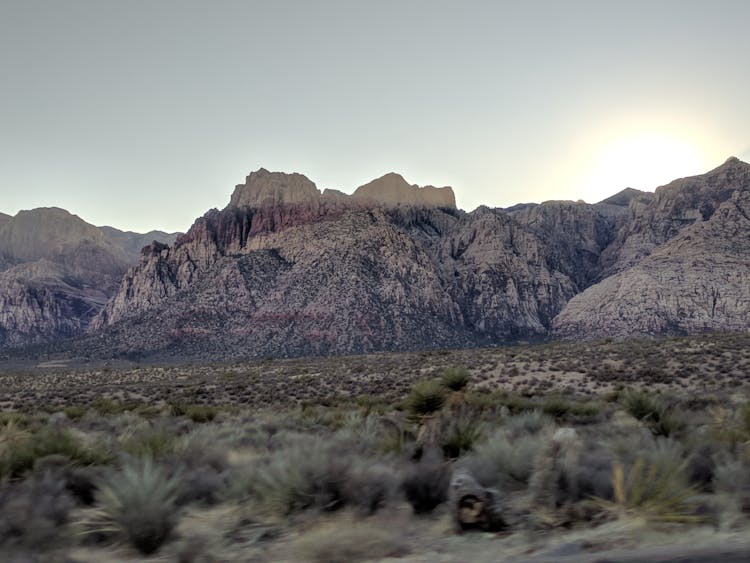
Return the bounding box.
[2,1,750,233]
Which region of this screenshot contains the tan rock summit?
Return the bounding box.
[228,169,457,210]
[352,172,457,208]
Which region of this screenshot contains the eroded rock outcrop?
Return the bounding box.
[89,170,621,360]
[554,158,750,338]
[0,208,177,348]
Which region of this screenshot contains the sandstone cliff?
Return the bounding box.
[0,208,177,348]
[599,157,748,275]
[554,158,750,338]
[7,158,750,357]
[89,170,622,360]
[352,173,457,208]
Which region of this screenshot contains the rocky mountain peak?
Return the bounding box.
[597,187,650,207]
[228,168,321,208]
[0,207,109,263]
[352,172,456,208]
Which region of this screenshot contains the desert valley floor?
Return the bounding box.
[1,333,750,562]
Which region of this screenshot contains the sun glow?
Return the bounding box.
[578,133,712,203]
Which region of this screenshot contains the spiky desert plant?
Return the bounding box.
[440,368,470,392]
[406,380,447,419]
[440,411,485,459]
[622,389,662,422]
[92,457,180,554]
[595,450,700,523]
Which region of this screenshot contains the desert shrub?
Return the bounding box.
[621,390,685,437]
[529,428,583,509]
[540,396,573,418]
[0,412,29,427]
[463,430,546,491]
[439,411,485,459]
[401,449,451,514]
[170,431,230,507]
[89,398,137,416]
[597,438,699,522]
[573,445,615,501]
[406,380,447,418]
[0,472,74,549]
[31,454,102,506]
[184,405,220,423]
[685,443,719,492]
[92,457,180,555]
[503,410,555,438]
[714,456,750,514]
[622,389,662,421]
[121,425,178,459]
[440,368,470,392]
[234,437,395,516]
[0,427,111,479]
[62,406,87,421]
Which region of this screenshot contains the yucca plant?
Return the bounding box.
[595,456,701,523]
[440,368,470,392]
[90,457,181,554]
[406,380,447,419]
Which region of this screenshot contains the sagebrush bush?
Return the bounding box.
[464,429,547,491]
[401,449,451,514]
[233,437,394,516]
[503,410,555,438]
[92,457,181,554]
[121,425,178,459]
[0,472,74,549]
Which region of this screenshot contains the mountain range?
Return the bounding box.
[2,157,749,361]
[0,208,177,349]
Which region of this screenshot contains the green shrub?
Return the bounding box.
[406,380,447,418]
[440,413,484,459]
[121,426,177,459]
[0,412,30,427]
[62,406,87,421]
[0,427,111,479]
[621,390,684,437]
[184,405,220,423]
[93,457,180,555]
[440,368,470,392]
[89,397,135,416]
[622,389,662,421]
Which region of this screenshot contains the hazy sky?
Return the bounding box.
[2,1,749,232]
